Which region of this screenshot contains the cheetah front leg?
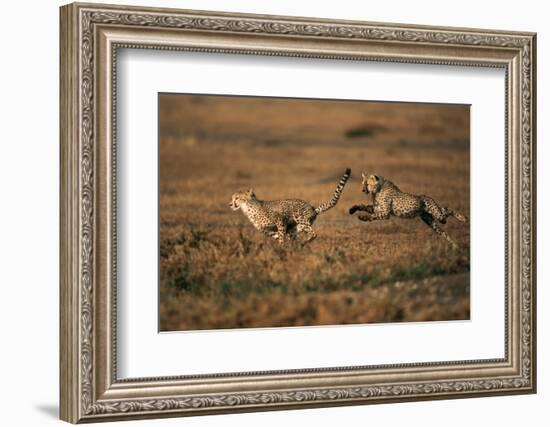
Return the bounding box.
[357,205,391,222]
[273,218,290,245]
[259,218,288,244]
[260,225,279,241]
[262,228,288,244]
[349,204,374,215]
[420,212,459,249]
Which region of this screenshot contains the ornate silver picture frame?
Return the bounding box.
[60,2,536,423]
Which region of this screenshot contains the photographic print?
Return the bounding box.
[159,94,470,331]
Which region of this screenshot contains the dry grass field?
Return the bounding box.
[159,94,470,331]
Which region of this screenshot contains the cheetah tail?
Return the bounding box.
[315,168,351,214]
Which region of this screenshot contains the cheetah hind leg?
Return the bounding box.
[420,212,459,249]
[287,228,298,240]
[444,207,468,223]
[435,207,468,224]
[422,197,468,224]
[296,223,317,244]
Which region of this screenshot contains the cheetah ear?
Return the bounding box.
[373,174,380,181]
[361,172,366,179]
[247,188,255,197]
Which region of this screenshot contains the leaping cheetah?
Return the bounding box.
[349,173,468,249]
[230,168,351,244]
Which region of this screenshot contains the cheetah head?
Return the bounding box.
[229,189,256,211]
[361,173,384,194]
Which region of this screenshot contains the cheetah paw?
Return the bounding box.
[349,205,360,215]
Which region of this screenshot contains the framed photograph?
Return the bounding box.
[60,2,536,423]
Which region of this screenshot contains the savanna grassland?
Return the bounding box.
[159,94,470,331]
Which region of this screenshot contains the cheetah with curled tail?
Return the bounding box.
[349,173,468,249]
[230,168,351,244]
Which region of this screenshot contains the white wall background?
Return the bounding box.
[0,1,545,426]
